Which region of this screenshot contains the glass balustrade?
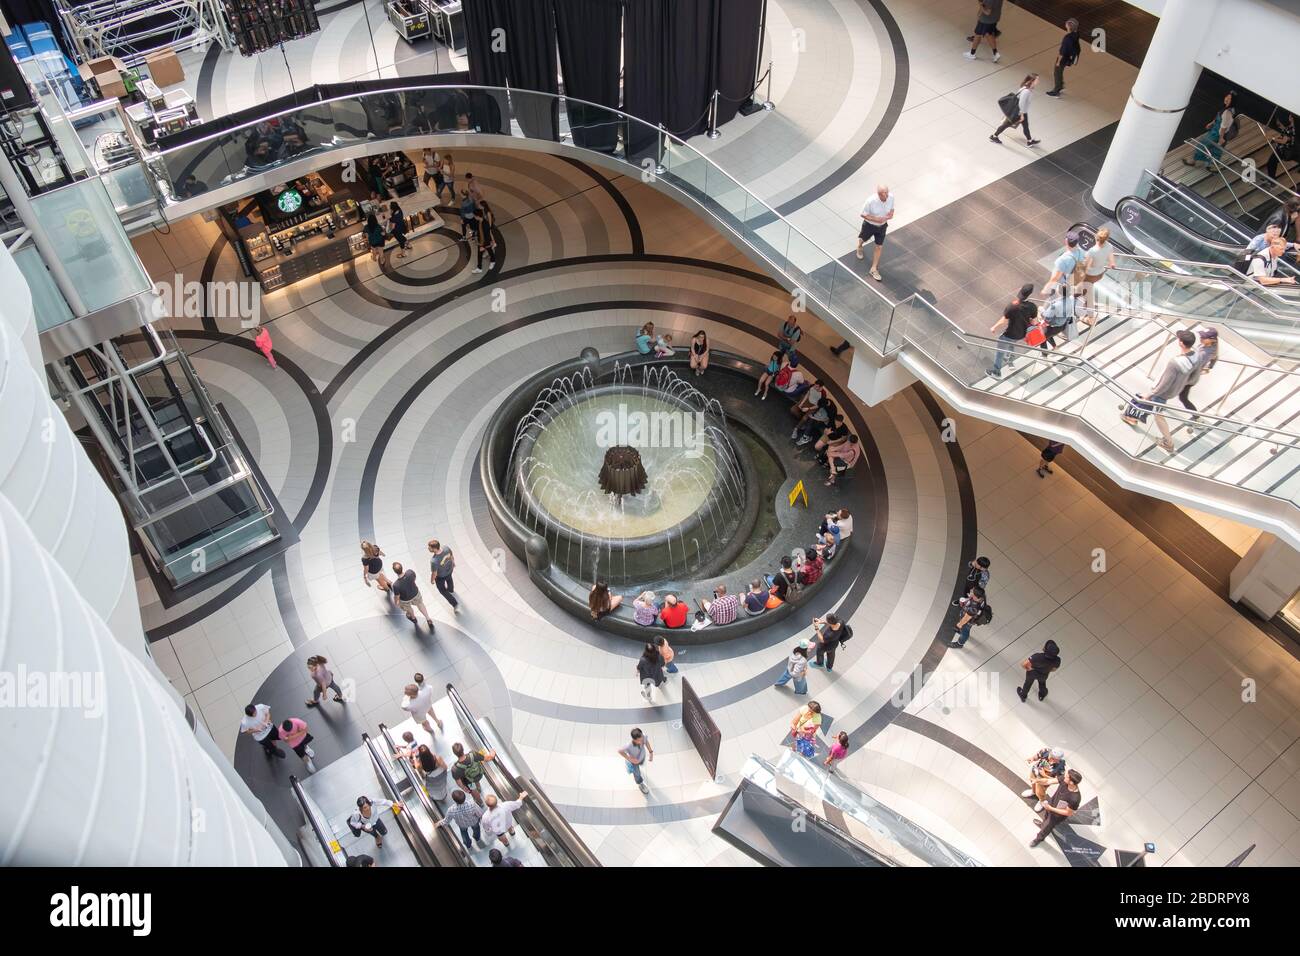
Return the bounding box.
[145,83,1300,518]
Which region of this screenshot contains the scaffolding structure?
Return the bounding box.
[54,0,235,67]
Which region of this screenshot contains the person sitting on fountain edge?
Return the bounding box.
[659,593,688,628]
[797,546,824,587]
[744,579,768,616]
[589,579,623,620]
[699,582,740,625]
[633,591,660,626]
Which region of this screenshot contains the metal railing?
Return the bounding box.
[139,82,1300,527]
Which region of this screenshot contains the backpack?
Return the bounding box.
[836,623,854,647]
[1222,109,1239,142]
[775,365,793,388]
[976,604,993,626]
[998,91,1020,119]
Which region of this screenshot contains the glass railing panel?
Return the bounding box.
[28,177,153,314]
[12,245,75,331]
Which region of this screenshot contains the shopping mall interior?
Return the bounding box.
[3,0,1300,878]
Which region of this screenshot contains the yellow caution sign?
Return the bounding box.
[328,840,341,853]
[788,479,809,509]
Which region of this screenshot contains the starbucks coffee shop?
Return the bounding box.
[218,153,444,291]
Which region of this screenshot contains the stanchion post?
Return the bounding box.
[655,123,667,175]
[706,90,721,139]
[762,59,775,111]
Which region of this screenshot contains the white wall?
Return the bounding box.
[1193,0,1300,118]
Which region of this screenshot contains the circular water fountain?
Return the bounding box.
[497,362,752,586]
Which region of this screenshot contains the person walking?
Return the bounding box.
[950,586,987,648]
[1030,769,1083,847]
[1017,639,1062,702]
[360,540,390,591]
[278,717,317,773]
[824,731,850,773]
[481,792,527,847]
[387,201,409,261]
[1264,112,1296,182]
[1120,329,1198,452]
[1079,227,1116,320]
[440,790,486,849]
[240,702,284,759]
[402,676,444,736]
[349,796,402,849]
[1185,91,1236,168]
[1178,328,1219,428]
[637,643,666,702]
[773,643,811,694]
[987,283,1037,378]
[473,200,498,274]
[1045,19,1081,96]
[396,735,450,802]
[458,189,478,243]
[489,848,524,867]
[390,562,435,629]
[991,74,1041,147]
[809,613,851,671]
[437,153,455,202]
[855,184,895,281]
[1022,745,1067,808]
[964,0,1003,61]
[364,211,386,265]
[618,728,653,794]
[955,557,991,603]
[421,147,441,193]
[1044,232,1086,296]
[1036,440,1066,478]
[427,538,459,611]
[789,701,823,758]
[465,171,486,206]
[450,742,494,806]
[656,635,679,675]
[252,325,277,369]
[305,655,344,707]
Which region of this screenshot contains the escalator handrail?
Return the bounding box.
[445,682,599,866]
[1141,170,1255,244]
[360,732,441,867]
[1113,196,1300,282]
[377,722,474,867]
[289,774,345,866]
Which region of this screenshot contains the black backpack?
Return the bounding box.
[998,91,1020,119]
[836,623,854,647]
[976,604,993,626]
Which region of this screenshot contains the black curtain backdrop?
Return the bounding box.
[663,0,718,139]
[622,0,668,165]
[553,0,621,153]
[714,0,764,125]
[464,0,558,140]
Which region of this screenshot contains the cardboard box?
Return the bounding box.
[83,55,129,99]
[144,49,184,88]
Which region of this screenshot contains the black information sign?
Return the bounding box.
[681,677,722,779]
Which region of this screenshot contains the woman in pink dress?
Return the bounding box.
[253,325,277,368]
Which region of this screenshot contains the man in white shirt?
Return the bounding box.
[1249,236,1298,287]
[856,184,895,281]
[240,702,285,758]
[402,676,444,737]
[481,792,528,847]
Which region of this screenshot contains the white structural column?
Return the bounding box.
[1229,532,1300,619]
[0,491,293,865]
[0,246,144,659]
[1092,0,1219,210]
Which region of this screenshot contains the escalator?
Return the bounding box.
[287,731,447,866]
[443,683,601,867]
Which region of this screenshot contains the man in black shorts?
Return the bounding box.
[855,184,895,282]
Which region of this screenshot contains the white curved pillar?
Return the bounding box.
[0,491,291,865]
[0,247,144,659]
[1092,0,1220,210]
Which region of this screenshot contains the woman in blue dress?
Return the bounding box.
[1186,91,1236,168]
